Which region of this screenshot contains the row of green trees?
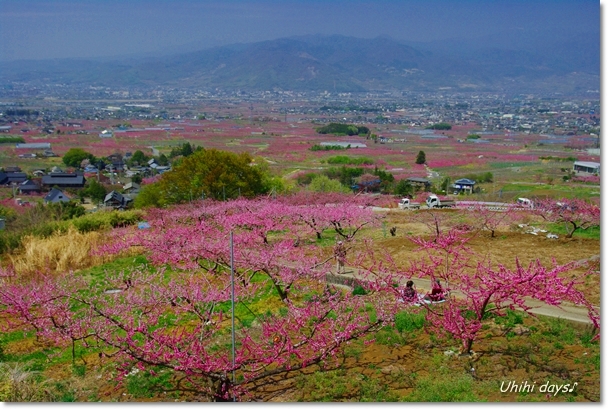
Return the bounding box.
[326,155,374,165]
[309,144,348,151]
[0,136,26,144]
[425,122,452,130]
[315,123,370,136]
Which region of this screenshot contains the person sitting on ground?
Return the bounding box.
[424,279,445,302]
[401,280,417,302]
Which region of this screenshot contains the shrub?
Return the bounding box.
[358,375,399,402]
[326,156,374,165]
[124,367,173,399]
[308,175,349,193]
[403,373,480,402]
[494,309,524,328]
[394,311,425,333]
[295,369,354,401]
[71,210,144,233]
[0,231,23,254]
[538,156,577,162]
[415,151,426,165]
[310,144,347,151]
[542,317,577,344]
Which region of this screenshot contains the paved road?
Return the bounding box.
[148,146,160,156]
[329,265,598,325]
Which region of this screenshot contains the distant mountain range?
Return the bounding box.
[0,32,599,96]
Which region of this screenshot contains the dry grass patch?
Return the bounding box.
[8,227,109,277]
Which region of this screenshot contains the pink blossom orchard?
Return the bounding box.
[0,196,599,399]
[467,203,517,238]
[403,213,599,355]
[340,209,599,356]
[533,198,600,238]
[0,196,384,400]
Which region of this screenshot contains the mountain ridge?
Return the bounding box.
[0,33,599,95]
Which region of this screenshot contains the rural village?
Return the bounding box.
[0,88,600,402]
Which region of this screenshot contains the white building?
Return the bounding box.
[573,161,600,175]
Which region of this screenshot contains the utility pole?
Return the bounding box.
[230,231,236,402]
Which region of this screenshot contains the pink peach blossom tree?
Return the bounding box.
[0,196,384,401]
[533,198,600,238]
[405,220,599,355]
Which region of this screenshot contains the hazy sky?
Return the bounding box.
[0,0,600,61]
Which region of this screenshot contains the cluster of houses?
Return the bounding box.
[81,153,170,177]
[0,150,173,212]
[0,165,137,210]
[41,186,133,210]
[400,177,475,194]
[0,168,87,194]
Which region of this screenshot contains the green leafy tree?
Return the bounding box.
[372,167,395,193]
[47,201,86,220]
[0,205,17,222]
[296,172,319,186]
[357,126,370,135]
[323,166,364,187]
[308,175,349,193]
[462,172,493,183]
[134,183,164,209]
[130,150,148,165]
[156,153,169,166]
[181,142,194,157]
[86,179,107,203]
[440,177,451,193]
[157,148,270,203]
[309,144,347,151]
[63,148,96,168]
[393,179,413,196]
[416,151,426,165]
[425,122,452,130]
[131,174,143,184]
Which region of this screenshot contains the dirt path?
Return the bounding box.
[329,265,598,324]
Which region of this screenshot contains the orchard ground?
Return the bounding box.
[0,208,599,402]
[259,212,600,402]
